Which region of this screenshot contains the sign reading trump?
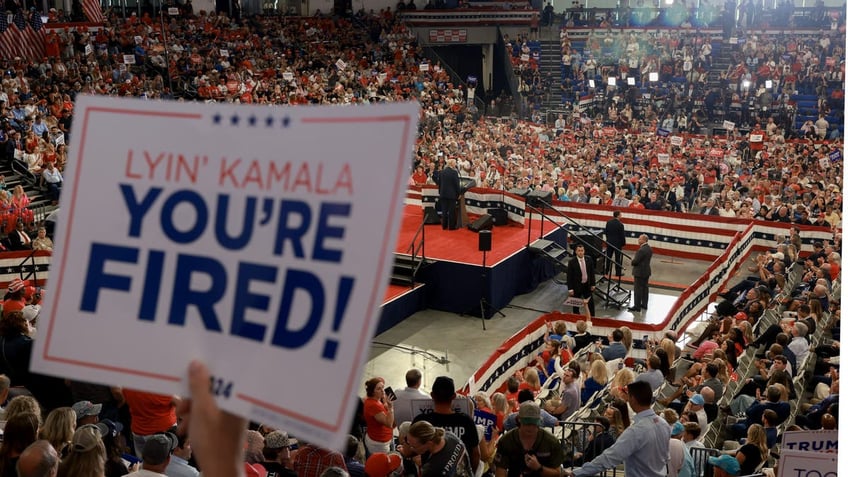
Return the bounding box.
[31,96,419,450]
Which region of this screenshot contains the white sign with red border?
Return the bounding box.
[31,96,419,450]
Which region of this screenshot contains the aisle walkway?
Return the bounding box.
[362,255,713,396]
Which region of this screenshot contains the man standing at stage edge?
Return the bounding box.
[565,381,670,477]
[604,211,626,276]
[628,234,653,313]
[567,244,596,317]
[436,158,461,230]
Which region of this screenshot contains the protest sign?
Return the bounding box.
[419,63,430,71]
[670,136,683,146]
[777,450,837,477]
[722,120,735,130]
[473,409,497,440]
[123,54,136,64]
[168,6,179,14]
[781,430,837,452]
[31,96,419,451]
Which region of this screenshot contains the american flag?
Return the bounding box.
[0,11,45,61]
[82,0,104,23]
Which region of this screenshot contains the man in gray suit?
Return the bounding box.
[628,234,653,313]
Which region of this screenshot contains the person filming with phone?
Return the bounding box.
[364,377,396,454]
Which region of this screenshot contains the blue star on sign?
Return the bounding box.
[230,115,239,126]
[212,113,222,124]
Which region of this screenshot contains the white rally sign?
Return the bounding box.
[31,96,419,450]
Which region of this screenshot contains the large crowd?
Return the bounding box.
[0,3,840,477]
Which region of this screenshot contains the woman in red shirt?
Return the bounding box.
[363,377,394,455]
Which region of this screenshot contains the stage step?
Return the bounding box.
[390,253,431,287]
[528,238,571,271]
[594,277,632,309]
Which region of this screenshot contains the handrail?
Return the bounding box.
[495,26,521,117]
[405,216,427,288]
[525,199,633,303]
[16,248,40,285]
[526,199,630,272]
[419,46,487,113]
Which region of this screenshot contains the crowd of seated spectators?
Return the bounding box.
[0,4,840,477]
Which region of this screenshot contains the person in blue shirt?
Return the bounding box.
[566,380,670,477]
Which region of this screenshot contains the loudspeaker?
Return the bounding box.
[508,187,531,197]
[423,207,440,224]
[527,189,553,207]
[478,230,492,251]
[488,208,508,226]
[468,214,494,232]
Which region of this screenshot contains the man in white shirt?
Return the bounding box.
[41,162,63,204]
[165,434,199,477]
[566,381,670,477]
[393,368,430,424]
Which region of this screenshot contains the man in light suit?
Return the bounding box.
[628,234,653,313]
[567,244,596,317]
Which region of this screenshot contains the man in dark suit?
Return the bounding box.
[628,234,652,313]
[603,210,626,276]
[7,221,31,251]
[435,158,461,230]
[566,244,595,317]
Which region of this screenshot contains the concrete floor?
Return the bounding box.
[361,254,712,396]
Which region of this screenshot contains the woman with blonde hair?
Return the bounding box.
[581,359,608,405]
[618,326,633,354]
[608,367,635,401]
[519,367,541,395]
[491,392,509,432]
[736,321,754,345]
[473,392,493,413]
[39,407,76,457]
[58,424,107,477]
[9,185,32,226]
[573,319,593,353]
[603,399,630,437]
[736,424,767,475]
[659,338,678,364]
[808,298,824,321]
[4,396,42,426]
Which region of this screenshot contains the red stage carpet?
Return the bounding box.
[393,205,538,266]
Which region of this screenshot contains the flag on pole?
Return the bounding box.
[0,11,45,61]
[82,0,105,23]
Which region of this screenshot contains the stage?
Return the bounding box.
[375,205,567,333]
